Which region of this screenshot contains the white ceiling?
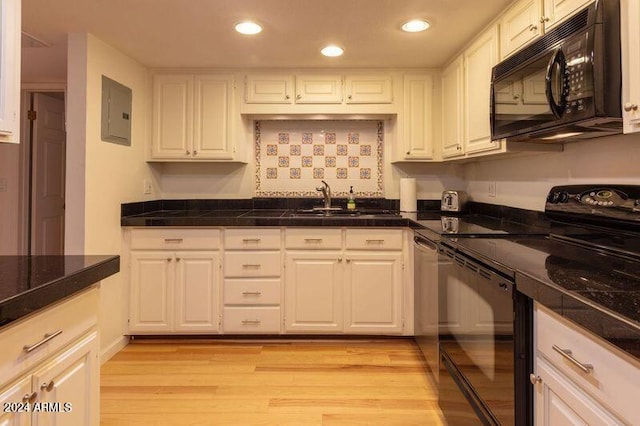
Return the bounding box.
[21,0,512,81]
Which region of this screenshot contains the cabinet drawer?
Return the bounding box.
[535,304,640,424]
[224,228,281,250]
[130,228,221,250]
[224,252,281,277]
[0,288,99,385]
[285,228,342,249]
[224,279,281,305]
[345,229,403,250]
[223,307,281,333]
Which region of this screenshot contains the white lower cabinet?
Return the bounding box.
[284,228,406,335]
[532,303,640,425]
[284,252,344,333]
[0,289,100,426]
[343,253,403,333]
[129,250,221,333]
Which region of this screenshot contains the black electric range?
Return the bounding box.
[435,185,640,426]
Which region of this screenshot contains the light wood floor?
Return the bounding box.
[100,337,444,425]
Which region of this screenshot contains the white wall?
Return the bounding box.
[463,132,640,211]
[66,33,157,360]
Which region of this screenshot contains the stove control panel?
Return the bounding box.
[546,185,640,223]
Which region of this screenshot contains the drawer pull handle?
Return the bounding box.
[552,345,593,374]
[22,392,38,404]
[304,238,323,242]
[241,319,261,325]
[242,291,262,296]
[242,238,261,243]
[40,381,55,392]
[366,239,385,243]
[23,330,63,353]
[242,264,261,269]
[164,238,183,243]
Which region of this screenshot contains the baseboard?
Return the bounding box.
[101,335,129,364]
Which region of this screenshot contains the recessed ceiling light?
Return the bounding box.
[401,19,431,32]
[321,45,344,57]
[235,21,262,35]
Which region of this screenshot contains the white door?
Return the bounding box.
[500,0,543,59]
[31,332,99,426]
[284,252,343,332]
[130,252,173,332]
[621,0,640,133]
[441,56,465,158]
[344,253,403,333]
[0,376,31,426]
[31,93,66,255]
[193,75,234,159]
[151,75,192,159]
[174,251,220,332]
[402,74,434,159]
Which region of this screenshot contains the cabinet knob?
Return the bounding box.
[457,146,462,151]
[529,24,538,31]
[167,257,172,262]
[540,16,549,23]
[22,392,38,404]
[296,94,302,100]
[346,258,351,263]
[193,150,198,156]
[624,102,638,112]
[338,258,343,263]
[285,95,290,100]
[186,150,191,156]
[529,374,542,385]
[406,151,410,155]
[348,95,353,100]
[40,381,55,392]
[176,257,181,262]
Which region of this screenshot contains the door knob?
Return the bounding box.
[624,102,638,112]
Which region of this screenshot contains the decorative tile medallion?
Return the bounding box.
[325,132,336,144]
[302,132,313,144]
[255,120,383,197]
[278,133,290,144]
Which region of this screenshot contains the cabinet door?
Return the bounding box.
[534,357,625,426]
[174,252,221,332]
[500,0,543,59]
[0,376,31,426]
[31,332,99,426]
[245,74,294,104]
[622,0,640,133]
[402,74,434,159]
[284,252,343,332]
[441,56,465,158]
[130,252,173,332]
[193,75,234,159]
[344,253,403,333]
[345,74,393,103]
[295,74,343,104]
[543,0,593,30]
[151,75,193,159]
[0,0,20,143]
[464,26,502,154]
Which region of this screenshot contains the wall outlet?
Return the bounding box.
[143,179,153,195]
[488,181,497,198]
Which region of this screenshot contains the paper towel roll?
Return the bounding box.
[400,178,417,212]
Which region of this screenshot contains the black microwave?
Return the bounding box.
[490,0,622,142]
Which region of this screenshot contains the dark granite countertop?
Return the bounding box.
[121,198,638,358]
[0,255,120,328]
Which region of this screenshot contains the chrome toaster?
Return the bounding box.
[441,190,468,212]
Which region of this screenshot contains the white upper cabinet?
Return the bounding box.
[245,74,294,104]
[0,0,21,144]
[464,26,501,154]
[441,56,465,158]
[151,73,237,161]
[345,74,393,103]
[622,0,640,133]
[295,74,343,103]
[500,0,593,59]
[500,0,544,59]
[400,74,434,160]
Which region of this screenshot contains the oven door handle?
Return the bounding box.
[414,235,437,251]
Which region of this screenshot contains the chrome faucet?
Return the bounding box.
[316,180,332,209]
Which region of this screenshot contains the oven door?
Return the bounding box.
[438,245,517,425]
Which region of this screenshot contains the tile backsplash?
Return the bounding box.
[255,120,383,197]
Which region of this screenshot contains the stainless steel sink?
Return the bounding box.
[289,208,399,218]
